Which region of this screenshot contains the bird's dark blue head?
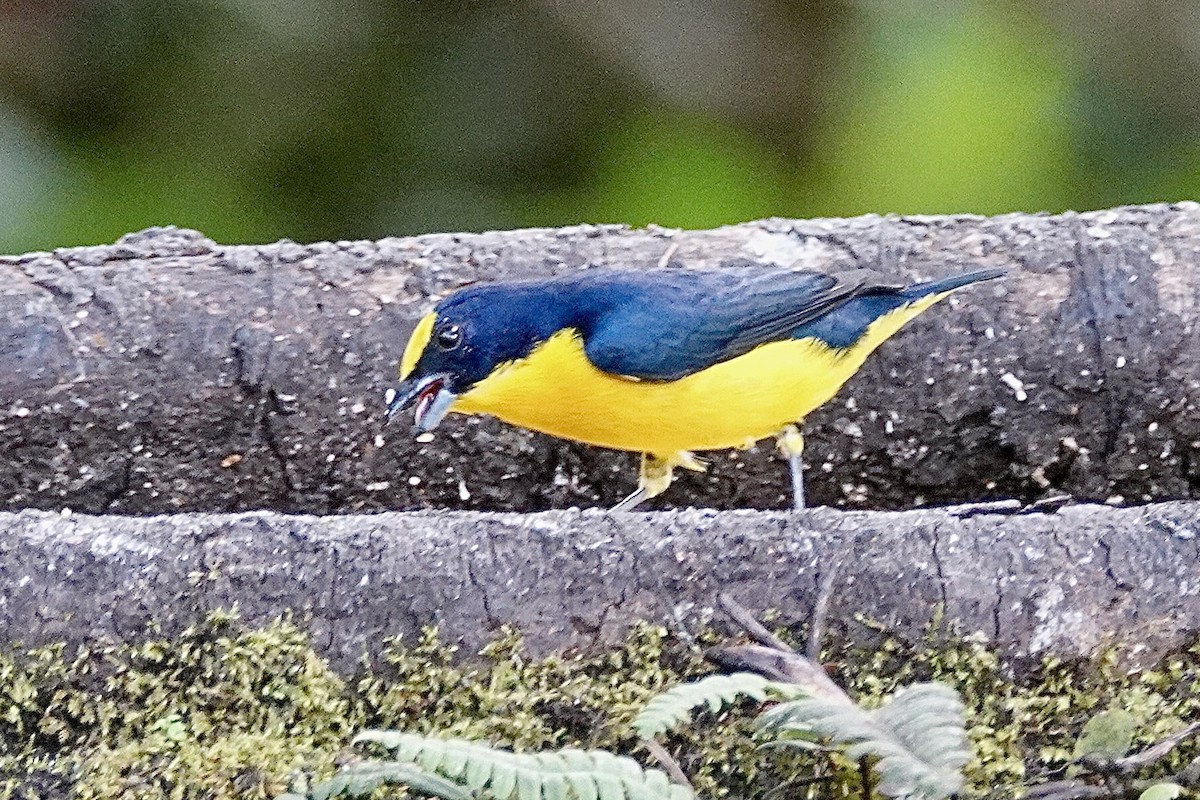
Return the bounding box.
[386,279,576,431]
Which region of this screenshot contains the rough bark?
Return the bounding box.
[1,503,1196,672]
[2,204,1198,513]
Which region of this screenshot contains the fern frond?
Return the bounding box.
[355,730,694,800]
[307,760,474,800]
[759,682,970,800]
[632,671,802,738]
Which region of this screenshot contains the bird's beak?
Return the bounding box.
[385,373,458,432]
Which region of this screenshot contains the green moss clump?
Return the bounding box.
[0,611,1197,799]
[0,613,354,799]
[0,616,711,800]
[832,620,1200,797]
[358,624,684,749]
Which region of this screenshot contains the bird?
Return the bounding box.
[386,264,1002,511]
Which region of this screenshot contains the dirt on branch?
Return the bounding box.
[3,205,1198,513]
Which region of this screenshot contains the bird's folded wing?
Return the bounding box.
[583,268,897,381]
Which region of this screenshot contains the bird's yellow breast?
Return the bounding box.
[451,293,946,456]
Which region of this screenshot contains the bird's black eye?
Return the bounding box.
[436,323,462,351]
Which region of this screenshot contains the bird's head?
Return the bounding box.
[385,282,569,431]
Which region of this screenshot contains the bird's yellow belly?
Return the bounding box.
[451,296,941,456]
[455,336,846,453]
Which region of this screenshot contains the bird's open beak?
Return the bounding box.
[385,373,458,432]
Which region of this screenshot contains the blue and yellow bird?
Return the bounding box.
[387,265,1002,510]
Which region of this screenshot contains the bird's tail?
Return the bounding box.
[902,268,1005,298]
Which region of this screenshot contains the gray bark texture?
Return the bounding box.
[3,204,1198,513]
[0,503,1196,672]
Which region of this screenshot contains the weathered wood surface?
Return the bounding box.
[0,503,1196,671]
[2,204,1198,513]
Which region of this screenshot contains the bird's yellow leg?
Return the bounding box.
[610,451,706,512]
[777,424,806,511]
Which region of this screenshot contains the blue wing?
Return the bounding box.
[579,266,1000,381]
[579,267,881,380]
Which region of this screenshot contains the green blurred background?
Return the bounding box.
[0,0,1195,252]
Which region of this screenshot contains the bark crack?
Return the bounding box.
[1097,537,1133,592]
[260,389,297,497]
[1047,527,1076,566]
[464,557,498,630]
[928,524,950,612]
[228,248,296,500]
[101,456,134,511]
[992,574,1004,642]
[1070,216,1127,461]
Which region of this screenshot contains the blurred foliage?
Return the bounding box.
[0,0,1197,251]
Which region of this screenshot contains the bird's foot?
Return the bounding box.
[674,451,708,472]
[777,425,806,511]
[610,487,648,512]
[788,454,805,510]
[610,451,703,512]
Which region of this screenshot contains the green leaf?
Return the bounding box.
[308,761,474,800]
[593,773,626,800]
[516,766,541,800]
[565,773,599,800]
[1139,783,1183,800]
[489,761,518,799]
[354,729,406,750]
[759,681,969,800]
[640,767,671,799]
[441,741,472,780]
[541,772,568,800]
[464,753,493,790]
[632,672,801,738]
[1074,708,1136,761]
[350,731,694,800]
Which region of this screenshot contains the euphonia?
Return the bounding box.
[387,265,1002,510]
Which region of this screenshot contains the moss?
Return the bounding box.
[0,614,353,799]
[831,620,1200,797]
[0,611,1196,799]
[357,623,691,750]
